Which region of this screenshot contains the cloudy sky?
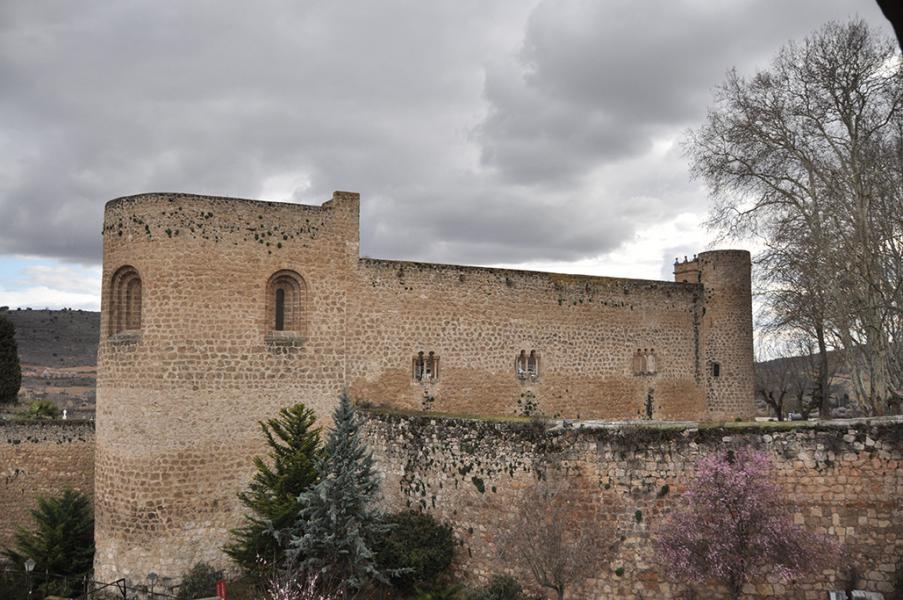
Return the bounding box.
[0,1,892,310]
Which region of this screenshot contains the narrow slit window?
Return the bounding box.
[527,350,539,379]
[516,350,527,379]
[414,352,425,381]
[275,288,285,331]
[712,362,721,378]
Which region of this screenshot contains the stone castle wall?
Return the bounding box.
[96,192,359,581]
[697,251,755,418]
[348,259,708,420]
[0,421,95,552]
[366,412,903,599]
[95,191,755,581]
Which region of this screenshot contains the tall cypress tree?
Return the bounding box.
[288,393,390,592]
[224,403,321,579]
[0,314,21,404]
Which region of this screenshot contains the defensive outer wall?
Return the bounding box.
[366,413,903,599]
[95,192,755,581]
[0,420,95,551]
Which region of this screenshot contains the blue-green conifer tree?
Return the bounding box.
[287,393,389,592]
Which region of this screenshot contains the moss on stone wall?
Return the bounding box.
[364,412,903,599]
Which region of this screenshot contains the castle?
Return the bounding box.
[95,191,754,581]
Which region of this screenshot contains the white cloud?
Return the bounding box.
[0,258,101,310]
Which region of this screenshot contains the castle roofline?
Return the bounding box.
[359,257,700,289]
[104,191,348,212]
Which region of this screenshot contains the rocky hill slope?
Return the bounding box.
[1,308,99,415]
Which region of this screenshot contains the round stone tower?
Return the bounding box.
[696,250,755,419]
[94,192,359,583]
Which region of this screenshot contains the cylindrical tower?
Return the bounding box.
[94,192,359,583]
[696,250,755,419]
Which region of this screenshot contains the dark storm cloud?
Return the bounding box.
[478,0,891,185]
[0,0,892,267]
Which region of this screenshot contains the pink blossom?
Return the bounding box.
[655,447,839,599]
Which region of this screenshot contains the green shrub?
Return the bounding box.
[0,569,28,600]
[464,575,524,600]
[26,400,60,420]
[176,563,220,600]
[3,489,94,598]
[414,584,464,600]
[377,511,455,592]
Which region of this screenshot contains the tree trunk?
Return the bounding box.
[815,323,830,418]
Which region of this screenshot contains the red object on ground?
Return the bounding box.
[216,579,227,599]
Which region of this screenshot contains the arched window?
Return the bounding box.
[412,350,439,383]
[266,270,307,335]
[515,350,527,379]
[712,361,721,378]
[413,351,425,381]
[109,265,142,336]
[527,350,539,379]
[515,349,540,380]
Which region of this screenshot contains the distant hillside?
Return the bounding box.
[0,308,99,416]
[3,308,99,367]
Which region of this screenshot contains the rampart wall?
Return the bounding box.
[0,421,95,552]
[365,412,903,599]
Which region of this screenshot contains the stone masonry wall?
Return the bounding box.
[697,251,755,420]
[0,420,95,552]
[365,412,903,599]
[95,191,755,583]
[349,259,708,421]
[95,192,360,582]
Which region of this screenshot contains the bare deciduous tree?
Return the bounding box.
[755,339,792,420]
[688,19,903,415]
[500,477,618,600]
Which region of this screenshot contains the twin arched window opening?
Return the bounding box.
[632,348,657,376]
[109,266,142,336]
[516,350,539,380]
[413,351,439,383]
[267,270,307,335]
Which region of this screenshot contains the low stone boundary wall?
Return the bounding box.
[0,420,95,552]
[364,412,903,599]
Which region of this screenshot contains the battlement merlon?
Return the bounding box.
[673,255,701,283]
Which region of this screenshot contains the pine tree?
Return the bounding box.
[224,403,322,579]
[287,393,390,592]
[0,314,22,404]
[3,489,94,596]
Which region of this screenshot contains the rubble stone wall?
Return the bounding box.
[366,412,903,599]
[0,420,95,552]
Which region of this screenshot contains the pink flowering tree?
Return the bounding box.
[655,447,839,599]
